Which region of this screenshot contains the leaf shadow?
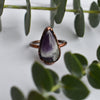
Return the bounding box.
[55,24,78,42]
[0,24,22,44]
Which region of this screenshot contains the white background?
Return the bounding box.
[0,0,100,100]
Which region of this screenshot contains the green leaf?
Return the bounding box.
[0,0,5,16]
[74,53,88,68]
[55,0,67,24]
[92,60,98,64]
[73,0,80,14]
[11,87,25,100]
[88,2,99,28]
[32,62,53,92]
[50,0,56,28]
[64,52,84,78]
[97,45,100,61]
[74,7,85,37]
[28,91,46,100]
[0,17,2,32]
[48,96,56,100]
[87,63,100,89]
[53,0,59,5]
[62,75,90,100]
[24,0,31,36]
[98,0,100,7]
[47,69,60,93]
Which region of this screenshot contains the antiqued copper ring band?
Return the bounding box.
[30,40,67,48]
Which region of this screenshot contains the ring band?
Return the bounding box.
[30,40,67,48]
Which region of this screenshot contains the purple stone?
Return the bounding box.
[39,27,60,64]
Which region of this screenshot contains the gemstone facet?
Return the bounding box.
[39,27,60,64]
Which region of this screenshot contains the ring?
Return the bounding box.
[30,40,67,48]
[30,27,67,65]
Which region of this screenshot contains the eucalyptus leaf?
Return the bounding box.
[97,45,100,61]
[88,2,99,28]
[11,87,25,100]
[48,96,56,100]
[98,0,100,7]
[32,62,53,92]
[24,0,31,36]
[74,7,85,37]
[92,60,98,64]
[55,0,67,24]
[0,17,2,32]
[28,91,46,100]
[53,0,59,5]
[47,69,60,93]
[64,52,84,78]
[50,0,56,27]
[62,75,90,100]
[74,53,88,68]
[0,0,5,16]
[87,63,100,89]
[73,0,80,14]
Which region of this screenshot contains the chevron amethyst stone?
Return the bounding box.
[39,27,60,64]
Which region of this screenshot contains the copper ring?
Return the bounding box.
[29,26,67,65]
[30,40,67,48]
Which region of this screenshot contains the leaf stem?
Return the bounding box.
[66,9,100,14]
[4,5,57,11]
[4,5,27,9]
[51,82,62,92]
[4,5,100,14]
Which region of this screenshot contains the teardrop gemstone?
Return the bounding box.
[39,27,60,64]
